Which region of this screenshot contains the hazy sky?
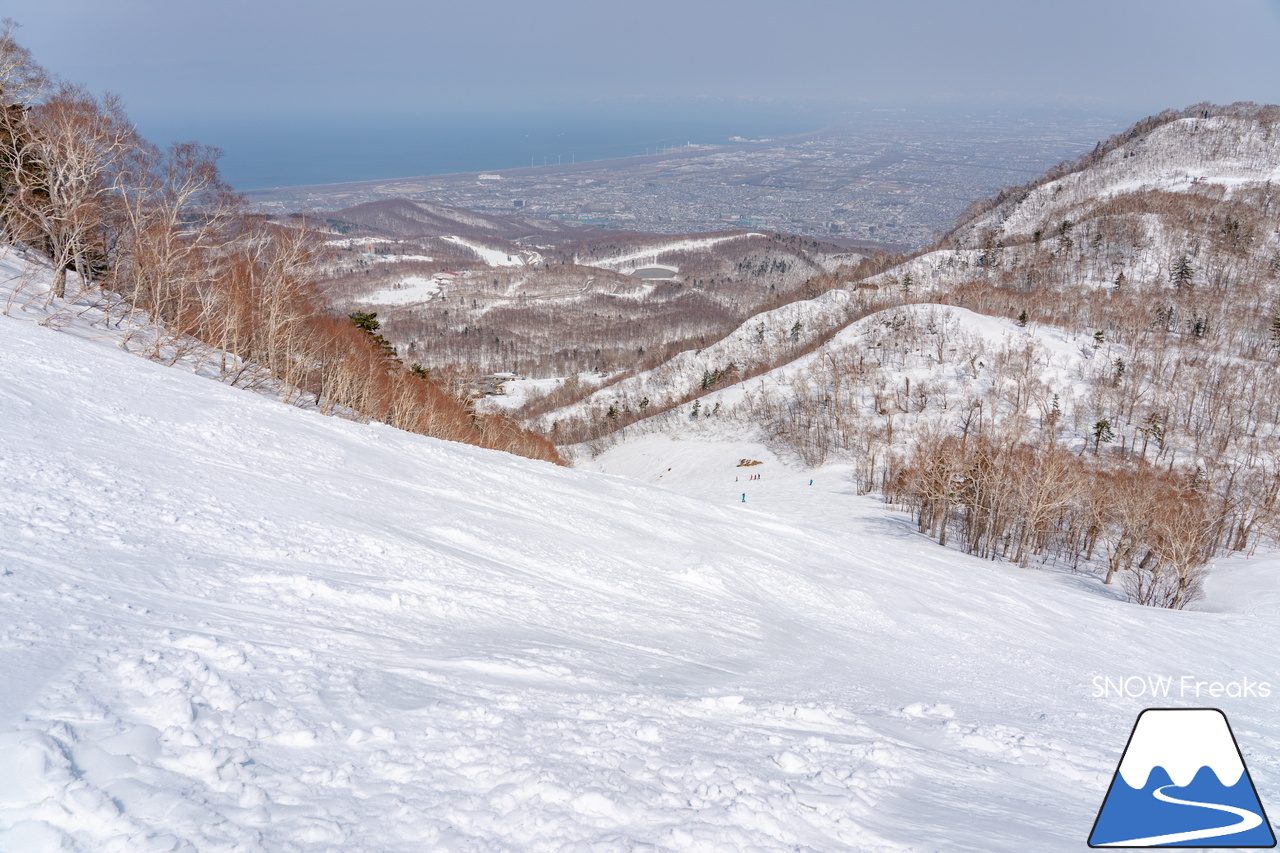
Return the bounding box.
[10,0,1280,125]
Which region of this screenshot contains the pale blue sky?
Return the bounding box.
[11,0,1280,123]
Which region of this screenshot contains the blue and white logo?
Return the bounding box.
[1089,708,1276,847]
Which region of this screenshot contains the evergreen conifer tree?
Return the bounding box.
[1171,254,1194,288]
[348,312,399,361]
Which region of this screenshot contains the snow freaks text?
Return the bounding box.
[1092,676,1272,700]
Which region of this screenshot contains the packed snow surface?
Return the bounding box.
[3,258,1280,851]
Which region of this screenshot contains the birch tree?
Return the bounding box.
[6,84,137,298]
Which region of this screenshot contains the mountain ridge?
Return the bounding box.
[522,102,1280,607]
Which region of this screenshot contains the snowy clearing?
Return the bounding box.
[579,233,766,270]
[441,236,532,267]
[325,237,395,247]
[367,254,437,264]
[358,275,446,305]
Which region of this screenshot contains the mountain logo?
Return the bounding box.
[1089,708,1276,847]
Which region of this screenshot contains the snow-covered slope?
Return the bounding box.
[4,253,1280,851]
[556,107,1280,478]
[574,233,766,271]
[565,303,1113,479]
[537,297,1104,467]
[692,303,1088,428]
[441,235,539,267]
[961,114,1280,244]
[877,110,1280,294]
[326,197,587,241]
[530,287,862,430]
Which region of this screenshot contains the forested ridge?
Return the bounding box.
[536,104,1280,607]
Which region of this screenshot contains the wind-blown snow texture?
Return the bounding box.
[3,252,1280,852]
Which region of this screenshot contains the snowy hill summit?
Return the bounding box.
[879,102,1280,292]
[950,106,1280,244]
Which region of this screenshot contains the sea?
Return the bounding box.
[135,105,831,191]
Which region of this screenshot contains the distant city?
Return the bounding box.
[246,110,1128,249]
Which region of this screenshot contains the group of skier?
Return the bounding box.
[734,470,814,502]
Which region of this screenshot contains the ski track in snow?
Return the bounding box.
[441,236,529,267]
[2,250,1280,851]
[579,233,765,270]
[1099,786,1263,847]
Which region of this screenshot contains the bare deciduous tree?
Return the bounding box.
[1,80,136,299]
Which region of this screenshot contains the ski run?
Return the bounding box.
[2,247,1280,852]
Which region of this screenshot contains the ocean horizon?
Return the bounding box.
[135,105,831,191]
